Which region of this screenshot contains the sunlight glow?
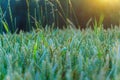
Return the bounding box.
[89,0,120,10]
[98,0,119,5]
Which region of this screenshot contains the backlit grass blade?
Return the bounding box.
[33,42,38,60]
[1,20,9,33]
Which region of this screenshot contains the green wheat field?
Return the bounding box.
[1,0,120,80]
[0,26,120,80]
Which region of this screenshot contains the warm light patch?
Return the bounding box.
[89,0,120,10]
[98,0,119,5]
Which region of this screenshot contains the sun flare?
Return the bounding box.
[98,0,119,5]
[89,0,120,10]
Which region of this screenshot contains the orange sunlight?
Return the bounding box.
[99,0,119,3]
[86,0,120,12]
[95,0,119,7]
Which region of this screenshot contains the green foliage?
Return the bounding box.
[1,20,9,33]
[93,15,104,35]
[0,27,120,80]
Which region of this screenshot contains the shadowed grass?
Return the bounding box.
[0,0,78,33]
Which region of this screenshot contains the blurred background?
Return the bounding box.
[70,0,120,28]
[0,0,120,33]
